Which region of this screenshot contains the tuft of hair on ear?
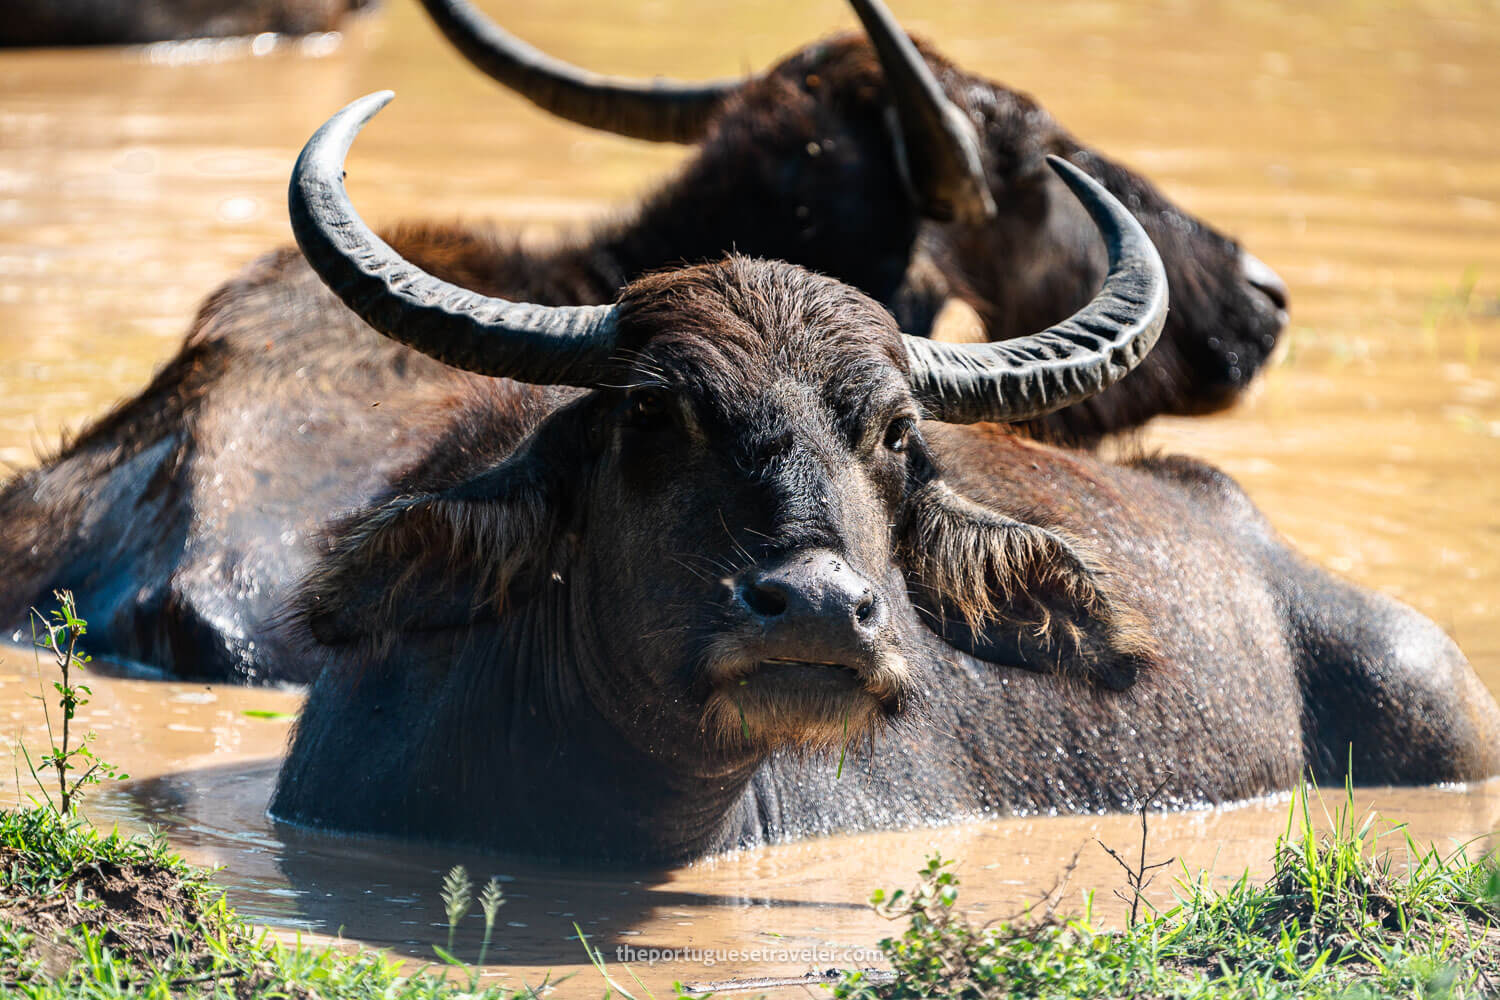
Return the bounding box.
[899,479,1158,690]
[297,482,557,650]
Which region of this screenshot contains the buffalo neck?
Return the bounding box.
[276,573,766,863]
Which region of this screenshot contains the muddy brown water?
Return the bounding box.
[1,0,1498,993]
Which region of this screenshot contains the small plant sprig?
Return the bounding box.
[477,877,505,967]
[433,868,508,991]
[439,864,473,955]
[23,590,127,816]
[1093,772,1175,927]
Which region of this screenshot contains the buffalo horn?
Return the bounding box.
[904,155,1168,423]
[847,0,995,224]
[288,91,619,387]
[417,0,743,144]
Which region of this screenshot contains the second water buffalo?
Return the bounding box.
[419,0,1290,440]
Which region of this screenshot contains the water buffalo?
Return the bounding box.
[415,0,1290,441]
[0,0,1289,679]
[0,0,372,46]
[268,96,1500,862]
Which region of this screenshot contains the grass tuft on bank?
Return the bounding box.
[0,807,540,999]
[836,786,1500,1000]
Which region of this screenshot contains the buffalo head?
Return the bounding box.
[288,94,1164,754]
[414,0,1288,442]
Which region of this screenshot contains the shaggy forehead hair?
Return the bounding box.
[612,257,911,425]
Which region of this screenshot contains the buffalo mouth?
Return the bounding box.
[701,652,906,751]
[753,657,865,684]
[714,655,894,700]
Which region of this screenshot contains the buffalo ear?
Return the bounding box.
[297,429,573,649]
[899,480,1157,690]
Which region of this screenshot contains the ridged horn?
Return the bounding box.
[904,155,1168,423]
[847,0,995,224]
[417,0,744,144]
[288,91,620,387]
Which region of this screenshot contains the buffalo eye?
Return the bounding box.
[623,388,675,432]
[883,416,915,453]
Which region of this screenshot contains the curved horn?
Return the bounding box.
[905,156,1168,423]
[417,0,744,144]
[847,0,995,224]
[289,91,619,386]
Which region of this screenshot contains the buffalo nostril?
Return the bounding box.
[1251,278,1289,313]
[738,579,789,619]
[1239,250,1289,312]
[737,551,882,634]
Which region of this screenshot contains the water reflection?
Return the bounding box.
[94,751,1500,992]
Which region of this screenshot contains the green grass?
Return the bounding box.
[836,785,1500,1000]
[0,807,543,999]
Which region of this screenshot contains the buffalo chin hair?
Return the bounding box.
[701,685,889,754]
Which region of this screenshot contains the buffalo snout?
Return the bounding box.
[733,549,887,649]
[702,547,910,751]
[1238,249,1289,315]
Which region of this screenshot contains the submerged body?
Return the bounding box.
[274,415,1500,861]
[0,241,482,682]
[262,119,1500,858]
